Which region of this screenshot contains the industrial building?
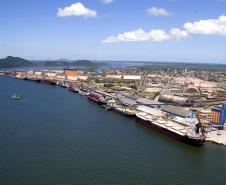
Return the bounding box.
[159,94,192,106]
[211,104,226,125]
[162,105,196,119]
[64,69,79,77]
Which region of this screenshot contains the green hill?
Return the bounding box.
[43,61,70,67]
[0,56,107,69]
[43,60,106,67]
[0,56,34,68]
[71,60,99,67]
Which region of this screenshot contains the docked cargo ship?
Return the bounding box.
[68,86,75,92]
[68,84,79,93]
[136,106,205,146]
[41,79,56,85]
[114,106,137,117]
[88,91,104,104]
[78,88,89,96]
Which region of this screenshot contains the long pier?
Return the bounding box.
[1,70,226,146]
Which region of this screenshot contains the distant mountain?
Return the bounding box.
[71,60,100,67]
[43,59,107,67]
[0,56,107,69]
[43,61,70,67]
[0,56,34,68]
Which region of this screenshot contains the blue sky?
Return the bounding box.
[0,0,226,63]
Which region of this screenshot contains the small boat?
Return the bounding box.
[11,94,22,101]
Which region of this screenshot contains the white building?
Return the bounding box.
[67,76,78,82]
[45,72,57,78]
[123,75,141,80]
[34,71,43,76]
[78,76,88,81]
[56,75,66,80]
[105,75,122,80]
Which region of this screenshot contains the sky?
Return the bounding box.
[0,0,226,63]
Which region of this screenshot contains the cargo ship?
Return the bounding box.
[88,91,104,104]
[41,79,56,85]
[35,79,42,83]
[68,86,75,92]
[78,88,89,96]
[136,111,205,146]
[114,106,137,117]
[68,84,78,93]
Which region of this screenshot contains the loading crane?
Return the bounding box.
[137,69,148,93]
[195,110,206,136]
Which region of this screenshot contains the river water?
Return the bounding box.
[0,77,226,185]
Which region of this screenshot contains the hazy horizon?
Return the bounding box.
[1,55,226,65]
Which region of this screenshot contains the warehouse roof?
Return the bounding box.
[137,105,164,117]
[136,98,164,105]
[118,96,137,106]
[123,75,141,80]
[162,105,191,118]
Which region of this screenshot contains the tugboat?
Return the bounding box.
[11,94,22,101]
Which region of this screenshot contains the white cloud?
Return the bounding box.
[184,15,226,36]
[170,28,189,40]
[101,0,114,4]
[102,28,188,43]
[147,7,170,16]
[103,15,226,43]
[57,2,97,18]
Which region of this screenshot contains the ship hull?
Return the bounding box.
[35,79,41,83]
[88,95,103,105]
[41,79,56,85]
[113,107,136,117]
[68,87,76,93]
[136,117,204,146]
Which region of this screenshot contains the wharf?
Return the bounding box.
[2,71,226,147]
[206,129,226,145]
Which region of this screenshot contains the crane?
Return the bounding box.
[195,110,206,136]
[137,69,148,93]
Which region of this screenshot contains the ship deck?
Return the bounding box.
[136,113,202,138]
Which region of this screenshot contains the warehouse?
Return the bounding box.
[162,105,196,119]
[211,104,226,125]
[136,105,165,117]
